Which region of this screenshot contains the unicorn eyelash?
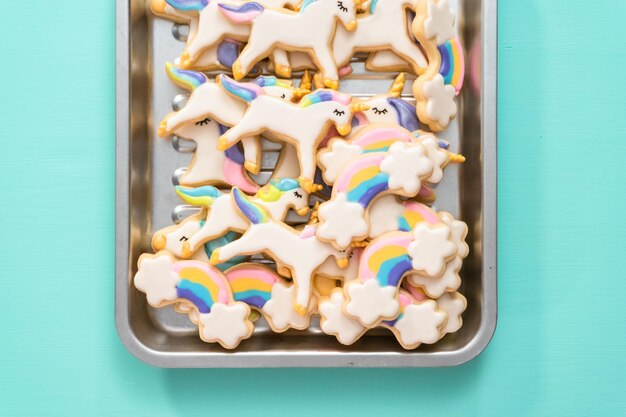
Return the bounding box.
[337,1,348,11]
[333,109,345,116]
[281,93,286,99]
[179,236,188,242]
[372,107,388,115]
[294,191,303,198]
[195,118,211,126]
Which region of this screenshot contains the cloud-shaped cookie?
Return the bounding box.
[394,300,446,346]
[346,279,400,326]
[199,302,253,349]
[318,193,369,248]
[134,254,179,306]
[319,289,367,345]
[262,282,314,332]
[318,141,363,184]
[380,142,433,195]
[408,222,457,277]
[423,74,457,127]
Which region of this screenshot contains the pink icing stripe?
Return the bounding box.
[404,201,440,224]
[354,127,413,148]
[398,291,414,307]
[404,284,427,301]
[172,260,231,305]
[358,233,412,282]
[334,154,386,193]
[222,10,260,23]
[225,267,278,286]
[223,158,259,194]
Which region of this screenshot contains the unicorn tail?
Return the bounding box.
[232,187,270,225]
[218,74,264,103]
[218,2,264,23]
[165,62,208,91]
[175,185,222,207]
[166,0,209,11]
[218,124,260,194]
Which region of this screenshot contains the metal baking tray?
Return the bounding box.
[115,0,497,367]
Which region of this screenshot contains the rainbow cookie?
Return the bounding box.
[411,0,465,131]
[217,76,369,191]
[173,178,312,259]
[343,211,467,326]
[217,0,363,88]
[209,188,351,315]
[133,252,254,348]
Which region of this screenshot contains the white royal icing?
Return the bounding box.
[134,255,179,306]
[417,134,450,184]
[394,300,446,345]
[367,195,407,239]
[318,140,363,184]
[319,289,366,345]
[440,212,470,259]
[436,292,466,334]
[424,0,456,45]
[422,74,457,127]
[198,302,253,348]
[408,222,457,277]
[380,142,433,195]
[317,193,369,248]
[407,254,462,297]
[345,279,400,326]
[262,282,315,331]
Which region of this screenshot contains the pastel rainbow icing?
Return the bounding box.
[166,0,209,11]
[397,201,440,232]
[353,127,414,154]
[334,154,389,206]
[220,75,264,103]
[438,38,465,94]
[359,233,413,287]
[165,62,206,91]
[251,75,292,89]
[175,185,222,206]
[232,187,270,224]
[299,90,351,107]
[172,261,231,313]
[218,2,264,24]
[225,266,278,308]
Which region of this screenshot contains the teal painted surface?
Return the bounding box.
[1,0,625,415]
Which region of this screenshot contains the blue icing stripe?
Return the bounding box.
[177,280,213,313]
[397,217,412,232]
[177,185,221,198]
[377,255,412,287]
[234,290,271,308]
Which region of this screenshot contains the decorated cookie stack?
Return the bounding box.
[134,0,468,349]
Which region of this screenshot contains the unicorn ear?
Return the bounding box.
[387,73,406,98]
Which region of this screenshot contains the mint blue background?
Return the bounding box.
[2,1,626,415]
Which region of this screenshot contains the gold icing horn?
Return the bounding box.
[293,71,312,99]
[350,102,371,112]
[307,201,321,225]
[449,153,466,163]
[312,73,325,90]
[388,72,406,97]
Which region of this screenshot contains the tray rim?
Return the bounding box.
[114,0,497,368]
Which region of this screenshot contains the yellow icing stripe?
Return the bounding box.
[230,278,273,294]
[403,211,425,228]
[348,166,380,190]
[367,245,408,272]
[178,266,221,301]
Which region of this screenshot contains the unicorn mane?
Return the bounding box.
[386,98,419,132]
[300,90,351,107]
[252,75,292,89]
[165,62,207,91]
[166,0,209,11]
[369,0,379,14]
[300,0,318,11]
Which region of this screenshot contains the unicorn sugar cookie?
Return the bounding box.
[319,287,448,348]
[133,252,254,349]
[159,64,309,177]
[217,76,369,191]
[411,0,465,131]
[332,0,429,75]
[218,0,363,88]
[173,178,313,259]
[343,212,468,326]
[209,188,351,316]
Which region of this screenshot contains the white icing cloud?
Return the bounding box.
[368,195,407,238]
[423,74,457,127]
[199,302,253,349]
[440,212,469,259]
[417,135,449,184]
[408,223,457,277]
[394,300,446,346]
[262,282,313,332]
[345,280,400,326]
[318,141,363,184]
[437,292,467,334]
[317,193,369,248]
[380,142,433,195]
[407,256,462,298]
[319,290,367,345]
[424,0,456,44]
[134,255,180,306]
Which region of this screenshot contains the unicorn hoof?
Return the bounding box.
[323,78,339,90]
[157,120,169,138]
[232,60,245,80]
[297,206,310,216]
[151,0,168,15]
[152,234,166,251]
[217,136,231,151]
[336,124,351,136]
[181,242,193,259]
[180,51,193,69]
[209,248,221,265]
[244,160,260,175]
[275,64,291,78]
[294,304,307,317]
[336,257,350,269]
[298,176,314,193]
